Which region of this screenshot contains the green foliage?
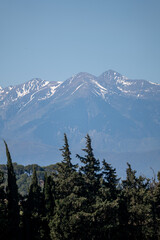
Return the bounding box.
[0,136,160,239]
[0,163,57,196]
[22,168,45,240]
[101,159,120,200]
[27,168,43,213]
[4,141,20,240]
[44,172,55,217]
[50,134,84,239]
[77,134,101,202]
[75,134,105,239]
[120,163,152,239]
[94,159,120,239]
[0,170,8,238]
[149,172,160,239]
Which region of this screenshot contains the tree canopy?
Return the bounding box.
[0,135,159,239]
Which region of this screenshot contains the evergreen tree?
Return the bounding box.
[59,133,74,173]
[50,134,85,240]
[0,170,8,238]
[150,171,160,239]
[24,167,44,240]
[27,167,42,213]
[44,172,55,217]
[5,141,20,240]
[101,159,120,201]
[38,172,56,240]
[54,133,78,199]
[2,136,160,239]
[76,134,101,203]
[155,172,160,238]
[76,134,102,239]
[119,163,152,239]
[95,159,119,239]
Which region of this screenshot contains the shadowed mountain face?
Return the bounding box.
[0,70,160,177]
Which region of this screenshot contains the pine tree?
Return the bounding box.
[76,134,102,239]
[95,159,119,239]
[59,133,75,174]
[54,133,78,199]
[76,134,101,203]
[101,159,119,201]
[4,141,20,240]
[50,134,85,240]
[119,163,152,239]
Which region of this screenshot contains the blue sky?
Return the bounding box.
[0,0,160,87]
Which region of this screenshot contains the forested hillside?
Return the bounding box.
[0,163,57,196]
[0,134,160,240]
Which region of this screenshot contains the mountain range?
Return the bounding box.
[0,70,160,178]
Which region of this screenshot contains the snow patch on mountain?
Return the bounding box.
[117,86,131,93]
[1,70,160,112]
[149,81,160,86]
[38,82,62,100]
[41,81,49,87]
[69,75,77,84]
[12,79,49,101]
[71,83,85,95]
[16,85,30,98]
[116,79,133,86]
[92,79,107,91]
[91,80,108,98]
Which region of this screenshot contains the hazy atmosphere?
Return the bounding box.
[1,0,160,87]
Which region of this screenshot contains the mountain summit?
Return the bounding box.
[0,70,160,177]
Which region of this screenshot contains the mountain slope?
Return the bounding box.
[0,70,160,177]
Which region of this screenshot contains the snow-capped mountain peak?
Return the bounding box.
[0,78,61,110]
[1,70,160,111]
[0,70,160,178]
[15,78,50,99]
[48,70,160,101]
[99,69,127,81]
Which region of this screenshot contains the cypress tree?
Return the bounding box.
[4,141,20,240]
[38,172,55,240]
[24,167,44,240]
[0,170,8,238]
[44,172,55,217]
[28,167,42,213]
